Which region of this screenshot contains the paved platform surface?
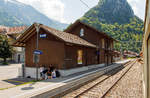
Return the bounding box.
[0,64,22,89]
[0,64,21,80]
[0,59,130,98]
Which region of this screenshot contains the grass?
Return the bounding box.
[2,62,9,65]
[127,57,137,59]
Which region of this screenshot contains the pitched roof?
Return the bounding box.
[7,26,28,35]
[41,25,96,48]
[13,23,96,48]
[0,25,8,34]
[64,20,117,41]
[0,26,27,35]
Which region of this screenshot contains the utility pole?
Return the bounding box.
[35,23,40,81]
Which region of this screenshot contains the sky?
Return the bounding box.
[16,0,146,24]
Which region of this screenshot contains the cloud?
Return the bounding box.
[17,0,66,23]
[14,0,146,23]
[127,0,146,20]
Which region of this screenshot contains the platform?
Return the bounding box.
[0,59,131,98]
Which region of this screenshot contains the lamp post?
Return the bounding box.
[35,23,40,81]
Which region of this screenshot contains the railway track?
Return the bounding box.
[101,60,137,98]
[62,59,136,98]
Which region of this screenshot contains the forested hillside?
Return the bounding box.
[0,0,68,30]
[80,0,144,53]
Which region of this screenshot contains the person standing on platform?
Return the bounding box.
[40,65,44,80]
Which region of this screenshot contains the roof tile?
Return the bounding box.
[7,26,27,34]
[41,25,96,48]
[0,26,27,35]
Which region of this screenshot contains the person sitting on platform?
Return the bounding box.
[47,67,52,79]
[49,64,54,72]
[42,66,48,80]
[52,68,56,78]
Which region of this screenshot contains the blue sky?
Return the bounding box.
[17,0,146,23]
[62,0,99,23]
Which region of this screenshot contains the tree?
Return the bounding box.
[0,36,12,64]
[80,15,143,53]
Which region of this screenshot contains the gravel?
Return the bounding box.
[105,61,143,98]
[63,60,143,98]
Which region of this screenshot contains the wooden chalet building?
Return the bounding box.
[13,21,116,78]
[64,20,115,65]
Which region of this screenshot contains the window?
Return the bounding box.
[102,39,105,48]
[80,28,84,37]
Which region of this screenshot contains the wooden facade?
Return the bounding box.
[64,20,115,65]
[13,21,115,70]
[13,24,97,69]
[64,45,97,69]
[25,31,65,69]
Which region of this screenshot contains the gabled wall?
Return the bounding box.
[67,23,101,46]
[66,22,114,65]
[25,29,65,69]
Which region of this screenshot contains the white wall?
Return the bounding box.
[19,67,40,79]
[13,47,25,63]
[59,64,105,76]
[19,63,106,78]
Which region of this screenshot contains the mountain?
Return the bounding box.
[80,0,144,53]
[0,0,68,30]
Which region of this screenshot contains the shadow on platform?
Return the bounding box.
[3,77,34,86]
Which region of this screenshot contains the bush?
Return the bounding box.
[2,62,9,65]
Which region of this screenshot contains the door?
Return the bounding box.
[18,54,20,63]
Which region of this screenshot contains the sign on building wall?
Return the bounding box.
[34,50,42,55]
[96,51,100,55]
[33,50,42,63]
[40,34,47,38]
[77,50,83,64]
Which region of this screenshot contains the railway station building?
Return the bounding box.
[13,21,116,78]
[64,20,116,65]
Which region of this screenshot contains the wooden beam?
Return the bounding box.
[19,43,23,46]
[20,28,36,42]
[22,30,36,43]
[14,25,34,44]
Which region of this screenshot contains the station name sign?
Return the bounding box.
[40,34,47,38]
[34,50,43,55]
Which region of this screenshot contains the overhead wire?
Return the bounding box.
[79,0,90,9]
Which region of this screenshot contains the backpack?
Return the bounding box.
[55,70,60,77]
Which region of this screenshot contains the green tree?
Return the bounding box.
[80,16,143,53]
[0,36,12,64]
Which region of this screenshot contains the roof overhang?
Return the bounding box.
[12,23,37,47]
[12,23,97,48]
